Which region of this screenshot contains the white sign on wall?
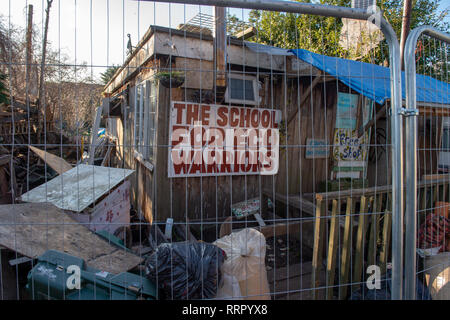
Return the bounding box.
[305,138,329,159]
[168,102,282,178]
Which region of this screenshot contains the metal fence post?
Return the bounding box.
[403,26,450,300]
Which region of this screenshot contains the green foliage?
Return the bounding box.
[227,13,251,35]
[0,72,8,105]
[245,0,449,68]
[155,71,185,79]
[247,0,351,57]
[100,65,120,85]
[367,0,450,68]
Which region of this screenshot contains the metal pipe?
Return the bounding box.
[144,0,404,299]
[214,7,227,92]
[403,25,450,300]
[399,0,412,70]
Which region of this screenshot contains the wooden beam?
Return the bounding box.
[353,195,368,291]
[311,196,326,300]
[177,220,197,242]
[258,219,313,239]
[262,189,318,217]
[287,72,323,125]
[357,102,387,137]
[326,199,339,300]
[234,26,257,40]
[368,195,382,267]
[315,178,450,200]
[339,197,354,299]
[101,144,113,167]
[29,145,72,174]
[88,104,104,165]
[379,211,392,274]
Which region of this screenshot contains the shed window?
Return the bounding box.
[230,78,255,101]
[134,80,156,162]
[225,74,259,105]
[442,127,450,151]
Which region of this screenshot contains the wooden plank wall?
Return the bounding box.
[130,75,339,222]
[155,85,261,221]
[274,78,338,196]
[417,114,442,177]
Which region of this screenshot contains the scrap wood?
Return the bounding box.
[0,167,9,200]
[287,71,323,125]
[0,154,10,166]
[19,164,134,213]
[219,215,313,239]
[29,145,72,175]
[175,220,197,242]
[0,203,143,274]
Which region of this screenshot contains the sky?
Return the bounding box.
[2,0,450,82]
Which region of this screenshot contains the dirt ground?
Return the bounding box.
[265,233,313,270]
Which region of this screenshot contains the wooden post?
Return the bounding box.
[352,195,368,291]
[339,197,354,299]
[155,84,171,221]
[25,5,33,102]
[368,195,381,267]
[311,195,325,300]
[326,199,339,300]
[380,194,392,274]
[287,72,322,125]
[37,0,53,142]
[88,104,104,165]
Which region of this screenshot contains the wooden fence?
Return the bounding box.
[311,177,450,299]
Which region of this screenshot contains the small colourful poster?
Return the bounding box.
[333,128,369,162]
[335,92,359,129]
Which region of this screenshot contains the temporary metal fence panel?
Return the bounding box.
[404,26,450,300]
[0,0,407,300]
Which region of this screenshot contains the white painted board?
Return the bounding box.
[20,164,134,212]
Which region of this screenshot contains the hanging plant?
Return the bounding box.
[155,71,185,88]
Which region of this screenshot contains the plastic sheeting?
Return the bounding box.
[214,228,271,300]
[290,48,450,106]
[145,242,225,300]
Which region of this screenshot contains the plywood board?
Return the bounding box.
[20,164,134,212]
[0,203,142,274]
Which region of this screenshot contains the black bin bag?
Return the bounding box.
[145,242,226,299]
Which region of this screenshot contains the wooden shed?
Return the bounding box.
[101,22,450,229]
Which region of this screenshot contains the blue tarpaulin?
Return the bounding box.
[290,49,449,106]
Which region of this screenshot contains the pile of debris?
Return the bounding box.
[0,99,117,204]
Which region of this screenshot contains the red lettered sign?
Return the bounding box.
[168,101,281,177]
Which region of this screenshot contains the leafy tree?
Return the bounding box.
[245,0,449,69]
[227,13,251,35]
[100,65,120,85]
[0,14,102,132]
[247,0,351,57]
[377,0,449,76]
